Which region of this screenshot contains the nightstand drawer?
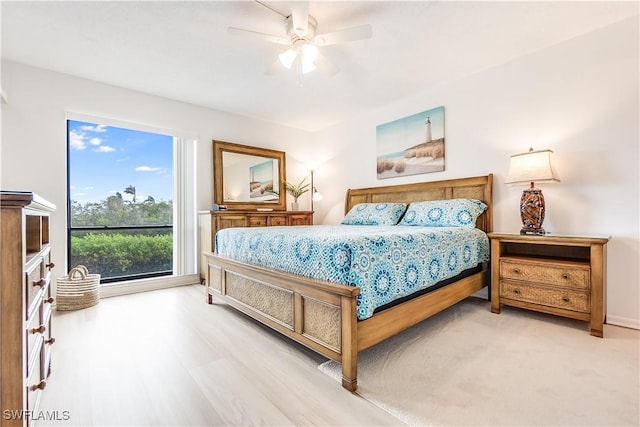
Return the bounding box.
[500,280,590,313]
[500,259,589,289]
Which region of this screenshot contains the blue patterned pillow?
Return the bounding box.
[399,199,487,228]
[341,202,408,226]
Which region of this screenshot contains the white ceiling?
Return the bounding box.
[2,1,637,131]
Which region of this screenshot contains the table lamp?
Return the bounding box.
[505,148,560,235]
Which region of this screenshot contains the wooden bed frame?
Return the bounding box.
[204,174,493,391]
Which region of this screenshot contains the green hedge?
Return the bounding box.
[70,232,173,278]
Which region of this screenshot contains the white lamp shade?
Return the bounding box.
[312,191,323,202]
[505,149,560,185]
[279,49,297,69]
[301,59,316,74]
[300,43,318,74]
[301,43,318,62]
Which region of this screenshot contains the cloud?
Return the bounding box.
[135,166,167,174]
[69,127,106,151]
[94,145,116,153]
[70,123,111,152]
[69,186,93,194]
[69,130,86,150]
[80,124,107,133]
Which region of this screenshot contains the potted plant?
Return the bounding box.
[283,177,310,211]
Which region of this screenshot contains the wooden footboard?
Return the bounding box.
[205,253,361,390]
[205,252,488,391]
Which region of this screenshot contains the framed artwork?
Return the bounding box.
[376,106,445,179]
[249,159,275,198]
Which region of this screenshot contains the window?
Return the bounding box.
[67,118,195,284]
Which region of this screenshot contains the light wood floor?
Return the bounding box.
[38,284,402,426]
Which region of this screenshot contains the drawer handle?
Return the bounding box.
[562,274,570,280]
[30,325,46,334]
[513,268,521,274]
[45,337,56,345]
[513,289,521,295]
[46,262,55,270]
[31,380,46,391]
[33,278,45,287]
[44,297,55,304]
[562,296,570,302]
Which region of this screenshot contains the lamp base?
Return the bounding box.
[519,185,547,235]
[520,227,547,235]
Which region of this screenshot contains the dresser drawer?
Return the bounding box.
[26,311,45,378]
[26,345,45,424]
[500,280,590,313]
[25,255,44,319]
[289,213,312,225]
[500,259,589,289]
[270,215,288,226]
[42,302,54,379]
[249,216,267,226]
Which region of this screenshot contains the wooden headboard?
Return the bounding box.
[345,174,493,233]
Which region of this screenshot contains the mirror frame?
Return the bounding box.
[213,140,287,211]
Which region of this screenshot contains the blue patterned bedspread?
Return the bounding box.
[215,225,489,320]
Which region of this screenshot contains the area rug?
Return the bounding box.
[318,297,639,426]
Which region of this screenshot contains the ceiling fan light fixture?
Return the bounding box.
[227,7,371,79]
[278,48,297,69]
[301,59,316,74]
[300,43,318,74]
[301,43,318,62]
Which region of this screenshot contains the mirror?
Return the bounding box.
[213,140,286,211]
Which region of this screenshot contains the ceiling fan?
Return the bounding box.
[228,1,372,76]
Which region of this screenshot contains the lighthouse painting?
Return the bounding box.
[376,106,445,179]
[249,159,275,198]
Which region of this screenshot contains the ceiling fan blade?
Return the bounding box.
[290,1,310,36]
[314,24,372,46]
[315,52,339,76]
[228,27,289,45]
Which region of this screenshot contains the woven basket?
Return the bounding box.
[56,265,100,311]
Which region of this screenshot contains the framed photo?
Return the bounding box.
[376,106,445,179]
[249,159,275,198]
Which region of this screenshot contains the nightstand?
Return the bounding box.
[488,232,610,337]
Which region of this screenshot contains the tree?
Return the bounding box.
[124,185,136,203]
[106,194,124,212]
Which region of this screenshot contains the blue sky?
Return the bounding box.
[68,120,173,204]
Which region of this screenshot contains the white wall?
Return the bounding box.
[311,17,639,328]
[0,61,311,286]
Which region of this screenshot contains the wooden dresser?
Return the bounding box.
[488,232,610,337]
[1,191,56,426]
[199,210,313,281]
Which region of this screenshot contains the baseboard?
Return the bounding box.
[98,274,200,298]
[606,315,640,331]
